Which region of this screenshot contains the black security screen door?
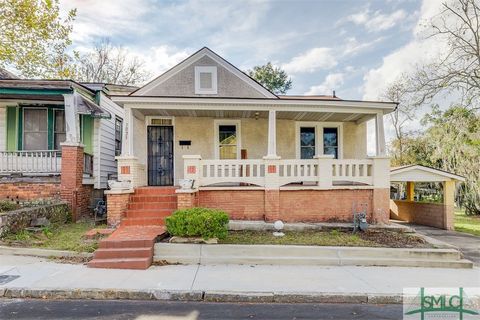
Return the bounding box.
[147,126,174,186]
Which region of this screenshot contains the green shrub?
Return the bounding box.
[166,207,229,239]
[0,200,18,213]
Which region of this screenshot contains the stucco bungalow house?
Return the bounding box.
[0,78,132,218]
[104,47,396,228]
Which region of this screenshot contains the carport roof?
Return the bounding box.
[390,165,465,182]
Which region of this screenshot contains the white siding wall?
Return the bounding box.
[96,93,124,189]
[0,106,6,151]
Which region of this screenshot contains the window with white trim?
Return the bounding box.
[296,122,343,159]
[215,120,240,159]
[195,66,217,94]
[23,108,48,150]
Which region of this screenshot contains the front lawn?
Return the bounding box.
[455,210,480,236]
[0,221,106,253]
[219,229,430,248]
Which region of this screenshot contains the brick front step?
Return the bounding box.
[87,257,152,269]
[126,210,174,219]
[127,202,177,210]
[99,238,156,249]
[134,187,177,195]
[129,195,177,203]
[93,247,153,259]
[121,217,167,226]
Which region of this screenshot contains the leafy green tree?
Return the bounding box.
[248,62,292,94]
[0,0,76,78]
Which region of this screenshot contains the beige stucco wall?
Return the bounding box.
[141,56,265,98]
[132,116,368,184]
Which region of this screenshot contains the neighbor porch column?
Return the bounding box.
[60,92,89,220]
[375,112,386,156]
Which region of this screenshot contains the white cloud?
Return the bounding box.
[61,0,151,43]
[343,36,386,56]
[347,9,407,32]
[362,0,447,100]
[282,48,337,74]
[305,73,344,95]
[137,45,191,77]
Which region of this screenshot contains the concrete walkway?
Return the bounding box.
[408,224,480,265]
[0,254,479,302]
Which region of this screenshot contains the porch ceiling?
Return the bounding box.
[135,108,370,122]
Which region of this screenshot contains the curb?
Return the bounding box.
[0,246,92,259]
[0,287,403,304]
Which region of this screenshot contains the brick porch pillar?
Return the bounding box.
[443,181,455,230]
[176,190,198,209]
[60,143,85,222]
[105,190,133,227]
[264,189,280,221]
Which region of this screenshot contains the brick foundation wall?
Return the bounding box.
[106,192,131,226]
[279,189,374,223]
[194,188,389,223]
[390,200,451,229]
[198,190,265,220]
[0,182,60,201]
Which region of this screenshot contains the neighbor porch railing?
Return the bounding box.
[183,155,389,189]
[83,153,94,177]
[0,150,62,174]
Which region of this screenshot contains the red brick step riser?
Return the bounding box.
[134,187,177,195]
[93,247,153,260]
[121,217,166,226]
[129,195,177,203]
[99,239,155,249]
[127,202,177,210]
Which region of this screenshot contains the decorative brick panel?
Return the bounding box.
[120,166,130,174]
[267,165,276,173]
[187,166,196,174]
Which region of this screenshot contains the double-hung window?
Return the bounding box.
[323,127,338,159]
[23,108,48,150]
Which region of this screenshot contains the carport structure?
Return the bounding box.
[389,165,465,230]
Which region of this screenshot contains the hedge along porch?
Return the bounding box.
[389,165,465,230]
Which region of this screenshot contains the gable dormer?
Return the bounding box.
[131,47,277,98]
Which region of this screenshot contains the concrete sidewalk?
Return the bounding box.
[0,254,479,303]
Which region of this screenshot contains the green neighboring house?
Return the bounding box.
[0,78,133,206]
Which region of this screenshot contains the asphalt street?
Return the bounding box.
[0,299,403,320]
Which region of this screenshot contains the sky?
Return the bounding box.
[60,0,448,152]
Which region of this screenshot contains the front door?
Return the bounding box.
[147,126,174,186]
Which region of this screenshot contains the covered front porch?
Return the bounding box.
[113,96,392,191]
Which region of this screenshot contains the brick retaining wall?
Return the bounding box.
[390,200,452,229]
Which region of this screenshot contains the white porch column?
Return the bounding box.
[264,109,280,159]
[375,112,386,156]
[122,106,134,156]
[62,93,80,145]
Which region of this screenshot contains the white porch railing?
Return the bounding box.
[0,150,62,175]
[183,155,389,189]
